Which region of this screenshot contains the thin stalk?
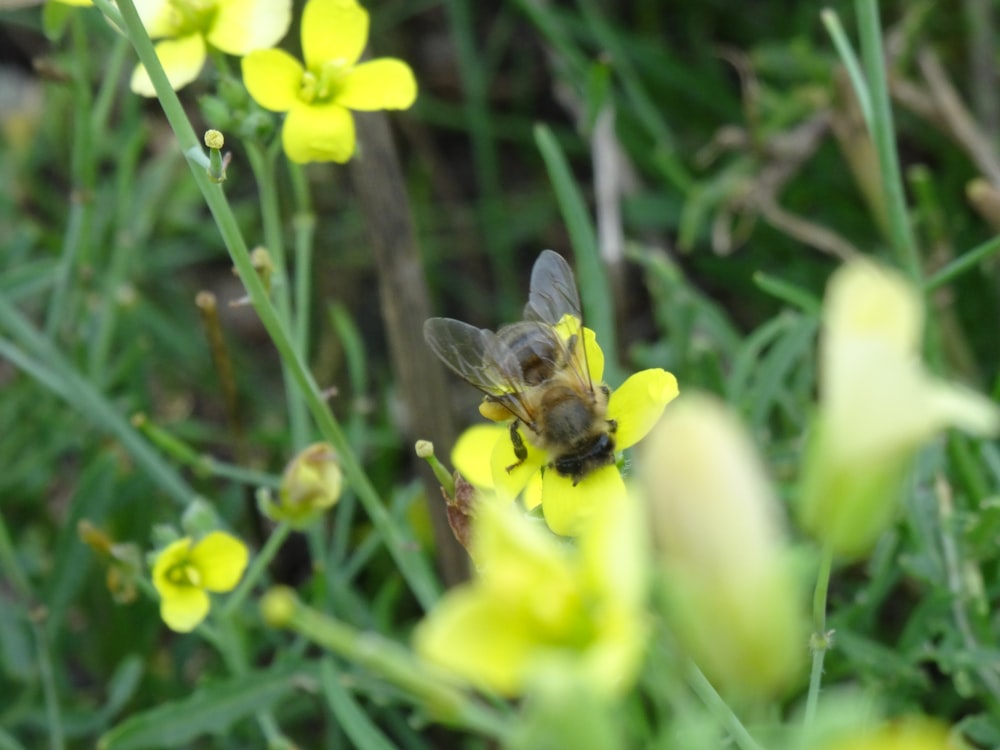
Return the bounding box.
[222,523,293,617]
[821,9,873,126]
[94,0,440,609]
[264,589,510,739]
[924,233,1000,291]
[34,623,64,750]
[855,0,922,278]
[288,162,315,365]
[245,143,309,449]
[46,16,95,339]
[804,544,835,725]
[684,661,764,750]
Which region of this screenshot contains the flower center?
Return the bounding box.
[165,560,201,588]
[299,59,351,104]
[165,0,218,37]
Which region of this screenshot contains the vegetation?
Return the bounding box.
[2,0,1000,747]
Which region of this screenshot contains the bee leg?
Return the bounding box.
[607,418,618,433]
[505,421,528,473]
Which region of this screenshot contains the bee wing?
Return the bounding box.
[423,317,538,424]
[523,250,582,325]
[523,250,596,392]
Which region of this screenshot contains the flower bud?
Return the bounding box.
[798,260,1000,560]
[641,392,807,700]
[262,442,342,527]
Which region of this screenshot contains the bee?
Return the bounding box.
[424,250,617,485]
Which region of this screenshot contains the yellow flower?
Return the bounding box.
[641,392,807,700]
[452,327,678,536]
[129,0,292,96]
[151,531,249,632]
[799,260,1000,560]
[240,0,417,164]
[821,717,957,750]
[413,495,648,698]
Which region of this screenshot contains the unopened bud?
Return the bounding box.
[204,129,224,150]
[261,443,343,528]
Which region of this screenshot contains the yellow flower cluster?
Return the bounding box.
[59,0,416,164]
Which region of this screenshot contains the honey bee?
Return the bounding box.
[424,250,617,485]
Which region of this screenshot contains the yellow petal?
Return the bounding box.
[413,586,535,695]
[608,368,679,450]
[337,58,417,111]
[132,0,174,38]
[209,0,291,55]
[160,586,211,633]
[523,470,543,510]
[129,35,206,97]
[490,427,545,500]
[452,424,505,489]
[242,49,303,112]
[301,0,368,71]
[151,537,194,600]
[282,102,356,164]
[542,464,625,536]
[187,531,249,592]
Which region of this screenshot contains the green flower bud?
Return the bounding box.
[261,443,342,528]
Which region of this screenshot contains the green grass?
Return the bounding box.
[2,0,1000,748]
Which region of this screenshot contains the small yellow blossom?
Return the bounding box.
[452,325,678,536]
[641,392,807,700]
[240,0,417,163]
[799,260,1000,560]
[129,0,292,96]
[151,531,249,632]
[414,495,648,698]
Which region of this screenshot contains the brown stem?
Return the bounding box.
[348,110,467,586]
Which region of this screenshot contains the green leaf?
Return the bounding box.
[320,658,399,750]
[97,665,304,749]
[42,0,75,41]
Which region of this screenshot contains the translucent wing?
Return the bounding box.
[423,317,538,423]
[523,250,582,325]
[522,250,595,393]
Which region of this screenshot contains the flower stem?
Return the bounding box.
[684,661,764,750]
[261,588,510,739]
[222,523,292,617]
[804,543,835,725]
[855,0,921,279]
[95,0,441,610]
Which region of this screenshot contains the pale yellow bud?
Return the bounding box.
[204,129,224,150]
[641,392,807,700]
[799,260,1000,560]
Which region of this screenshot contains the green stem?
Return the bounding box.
[244,144,309,450]
[95,0,441,610]
[684,661,764,750]
[34,623,64,750]
[821,9,872,125]
[924,234,1000,291]
[46,16,95,339]
[264,588,510,739]
[855,0,922,278]
[288,163,316,389]
[222,523,292,617]
[804,544,835,725]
